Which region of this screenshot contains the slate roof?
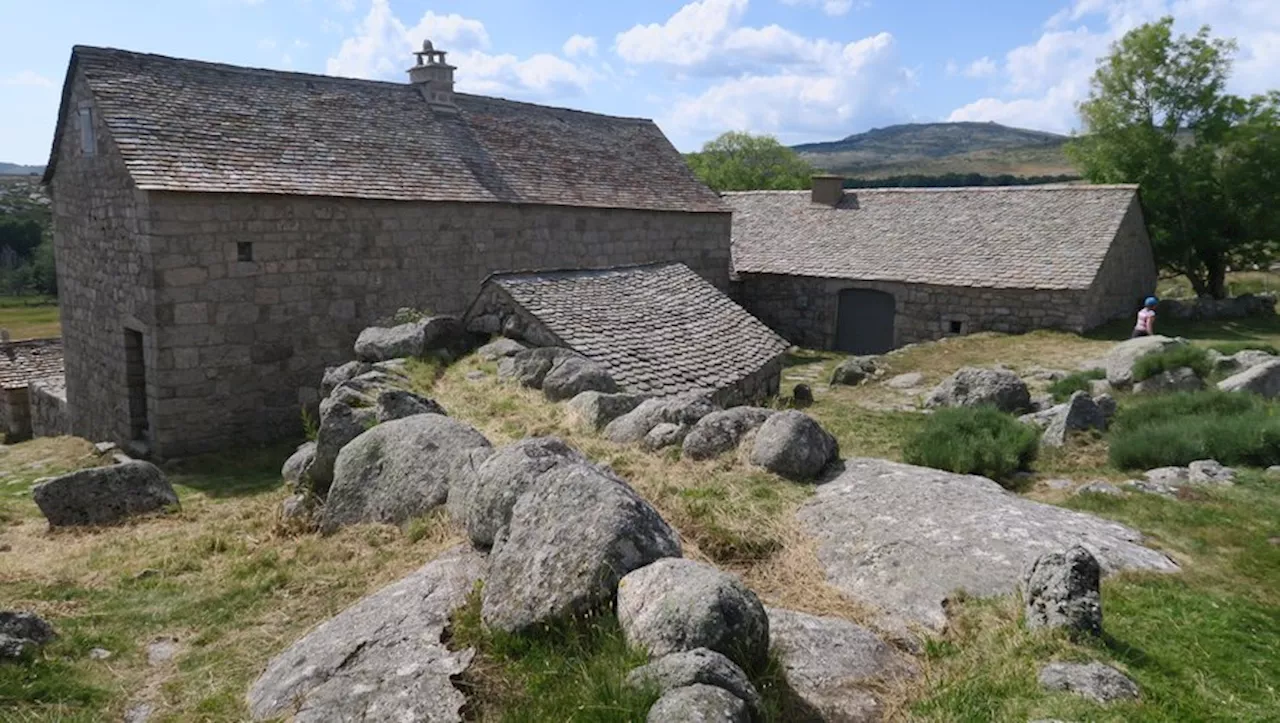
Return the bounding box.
[484,263,789,397]
[45,46,725,214]
[0,339,64,390]
[725,185,1141,290]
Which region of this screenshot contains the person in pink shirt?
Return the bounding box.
[1132,296,1158,337]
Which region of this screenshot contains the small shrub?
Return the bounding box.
[903,407,1039,485]
[1207,341,1280,357]
[1132,345,1212,381]
[1047,368,1106,402]
[1110,390,1261,433]
[1109,391,1280,469]
[300,407,318,442]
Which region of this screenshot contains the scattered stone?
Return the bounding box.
[925,367,1031,413]
[93,441,118,455]
[748,411,838,481]
[767,607,915,723]
[1037,662,1140,704]
[281,441,316,487]
[1219,359,1280,398]
[278,494,318,531]
[792,383,814,405]
[478,337,528,361]
[374,389,446,422]
[89,647,112,660]
[646,684,750,723]
[0,611,56,660]
[320,415,492,534]
[617,558,769,672]
[354,322,424,362]
[1043,479,1073,490]
[1041,392,1108,447]
[1102,335,1186,387]
[831,356,879,386]
[542,355,619,402]
[482,463,681,633]
[1145,467,1189,486]
[1124,479,1178,498]
[1089,378,1112,396]
[246,547,484,722]
[886,372,924,389]
[463,437,587,550]
[1029,394,1054,413]
[797,459,1179,631]
[465,370,486,382]
[32,462,179,527]
[1133,367,1203,395]
[1076,481,1123,497]
[1188,459,1235,485]
[642,422,688,452]
[1213,349,1275,376]
[605,397,719,445]
[1094,393,1117,421]
[124,703,155,723]
[625,649,762,719]
[681,407,775,461]
[498,347,581,389]
[147,637,180,666]
[1023,546,1103,638]
[565,391,651,431]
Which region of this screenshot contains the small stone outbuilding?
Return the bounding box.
[0,338,65,442]
[465,262,789,405]
[726,179,1157,354]
[42,44,729,456]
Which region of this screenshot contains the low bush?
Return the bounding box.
[903,407,1039,485]
[1132,345,1212,381]
[1109,391,1280,469]
[1047,368,1106,402]
[1207,341,1280,357]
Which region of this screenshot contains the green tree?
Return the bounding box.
[1067,18,1280,298]
[684,131,815,192]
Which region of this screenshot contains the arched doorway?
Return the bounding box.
[835,288,895,354]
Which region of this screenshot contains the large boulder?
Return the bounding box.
[462,437,588,550]
[498,347,582,389]
[282,441,316,487]
[419,316,472,359]
[309,367,413,493]
[374,389,446,422]
[681,407,775,461]
[605,397,719,445]
[1039,392,1108,447]
[246,546,485,722]
[625,649,762,720]
[321,361,372,398]
[354,322,424,362]
[0,611,56,660]
[748,411,838,481]
[1023,546,1103,638]
[1037,662,1140,704]
[1189,459,1235,485]
[482,463,681,633]
[831,357,878,386]
[647,684,750,723]
[1133,366,1204,395]
[1218,359,1280,398]
[1213,349,1276,376]
[565,391,650,431]
[641,423,689,452]
[796,459,1180,631]
[32,461,179,527]
[1103,335,1186,387]
[477,337,527,361]
[767,607,915,723]
[925,367,1031,413]
[617,558,769,673]
[320,415,493,534]
[542,355,619,402]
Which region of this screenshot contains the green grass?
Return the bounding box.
[902,407,1039,485]
[1109,391,1280,469]
[1131,345,1212,382]
[0,296,59,339]
[1205,341,1280,357]
[1047,368,1106,402]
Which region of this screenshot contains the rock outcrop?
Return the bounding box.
[925,367,1031,413]
[32,462,179,527]
[1037,662,1140,704]
[1102,335,1185,387]
[831,357,878,386]
[541,355,618,401]
[1021,392,1108,447]
[748,411,838,481]
[625,648,762,720]
[1133,367,1203,395]
[498,347,581,389]
[565,391,650,431]
[681,407,774,461]
[461,437,587,550]
[477,337,528,361]
[1218,359,1280,398]
[354,322,424,362]
[605,397,719,445]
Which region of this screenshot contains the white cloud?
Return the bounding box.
[615,0,748,67]
[780,0,864,16]
[326,0,592,99]
[0,71,55,88]
[948,0,1280,133]
[963,56,998,78]
[563,34,598,58]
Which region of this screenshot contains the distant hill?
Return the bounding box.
[793,122,1077,179]
[0,162,44,176]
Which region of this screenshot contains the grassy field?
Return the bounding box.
[0,296,60,339]
[3,322,1279,721]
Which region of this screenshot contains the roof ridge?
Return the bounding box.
[721,184,1137,196]
[489,261,684,282]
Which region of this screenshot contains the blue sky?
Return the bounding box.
[1,0,1276,164]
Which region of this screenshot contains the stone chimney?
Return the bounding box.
[408,39,456,109]
[811,175,845,207]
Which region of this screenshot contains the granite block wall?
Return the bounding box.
[1083,197,1159,328]
[29,376,69,438]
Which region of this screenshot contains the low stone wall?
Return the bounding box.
[709,357,783,407]
[29,376,69,438]
[1159,294,1276,321]
[0,386,30,442]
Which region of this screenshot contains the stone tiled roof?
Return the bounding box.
[46,46,725,214]
[485,263,789,397]
[0,339,64,390]
[725,185,1141,290]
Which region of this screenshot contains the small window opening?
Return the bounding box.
[949,320,964,334]
[237,242,254,262]
[78,108,96,156]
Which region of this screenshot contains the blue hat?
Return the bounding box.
[1144,296,1158,307]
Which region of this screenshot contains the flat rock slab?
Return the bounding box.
[797,459,1179,630]
[246,546,485,722]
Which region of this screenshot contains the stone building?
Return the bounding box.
[42,44,730,456]
[0,338,64,442]
[726,179,1156,354]
[465,263,789,406]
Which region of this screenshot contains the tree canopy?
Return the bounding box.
[684,131,815,192]
[1067,17,1280,298]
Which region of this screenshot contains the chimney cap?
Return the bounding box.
[413,39,451,67]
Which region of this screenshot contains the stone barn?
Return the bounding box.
[42,44,730,457]
[725,178,1157,354]
[464,262,790,406]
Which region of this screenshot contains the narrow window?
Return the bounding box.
[237,242,254,262]
[78,108,96,156]
[949,320,964,334]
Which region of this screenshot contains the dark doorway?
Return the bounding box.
[835,289,896,354]
[124,329,149,441]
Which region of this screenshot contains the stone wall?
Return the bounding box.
[47,69,156,447]
[29,376,69,438]
[1083,197,1159,328]
[0,386,30,442]
[140,194,730,456]
[733,274,1084,350]
[708,357,783,407]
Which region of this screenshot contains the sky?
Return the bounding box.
[1,0,1277,165]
